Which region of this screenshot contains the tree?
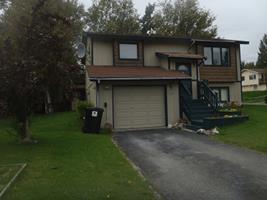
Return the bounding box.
[257,34,267,67]
[86,0,140,34]
[140,3,156,34]
[241,61,255,69]
[0,0,83,142]
[152,0,217,38]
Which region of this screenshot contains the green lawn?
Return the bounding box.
[0,112,155,200]
[0,165,21,193]
[243,91,267,103]
[214,105,267,153]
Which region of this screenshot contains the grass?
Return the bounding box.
[243,91,267,103]
[0,165,21,193]
[0,112,155,200]
[214,105,267,153]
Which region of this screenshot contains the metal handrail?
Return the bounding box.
[198,81,218,111]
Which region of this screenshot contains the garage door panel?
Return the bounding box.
[114,86,165,129]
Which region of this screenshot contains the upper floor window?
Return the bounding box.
[260,73,264,80]
[204,47,230,66]
[119,43,138,60]
[249,74,256,80]
[175,62,191,75]
[242,76,245,81]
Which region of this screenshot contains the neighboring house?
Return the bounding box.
[241,68,267,92]
[84,32,249,130]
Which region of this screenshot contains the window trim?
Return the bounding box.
[118,42,139,61]
[211,87,230,102]
[203,47,230,67]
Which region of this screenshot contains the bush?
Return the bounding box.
[265,96,267,104]
[219,101,241,112]
[76,101,94,119]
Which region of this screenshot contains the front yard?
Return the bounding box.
[215,105,267,153]
[0,113,155,200]
[243,91,267,103]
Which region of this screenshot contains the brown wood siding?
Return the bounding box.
[113,40,144,67]
[198,45,238,82]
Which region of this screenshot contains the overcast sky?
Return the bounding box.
[79,0,267,63]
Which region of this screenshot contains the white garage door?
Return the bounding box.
[114,86,166,129]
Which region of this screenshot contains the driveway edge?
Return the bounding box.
[111,138,163,200]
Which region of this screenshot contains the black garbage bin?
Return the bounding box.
[83,107,104,133]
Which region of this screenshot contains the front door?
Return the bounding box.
[176,62,192,94]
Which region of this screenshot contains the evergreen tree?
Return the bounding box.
[152,0,217,38]
[140,3,156,34]
[86,0,140,34]
[0,0,84,142]
[257,34,267,67]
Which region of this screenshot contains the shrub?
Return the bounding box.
[76,101,94,119]
[265,96,267,104]
[219,101,241,112]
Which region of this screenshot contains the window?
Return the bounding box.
[249,74,256,80]
[213,47,221,65]
[221,48,229,66]
[211,87,229,102]
[260,73,264,80]
[204,47,212,65]
[242,76,245,81]
[119,43,138,59]
[175,62,191,75]
[204,47,230,66]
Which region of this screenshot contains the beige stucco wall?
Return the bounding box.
[96,81,180,128]
[85,72,97,106]
[166,83,180,127]
[143,41,189,66]
[209,82,242,104]
[93,39,113,65]
[159,57,169,70]
[242,70,259,86]
[243,84,267,92]
[99,83,113,126]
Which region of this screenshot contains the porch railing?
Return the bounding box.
[198,81,219,112]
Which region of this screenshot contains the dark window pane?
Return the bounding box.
[222,48,229,66]
[213,47,221,65]
[204,47,212,65]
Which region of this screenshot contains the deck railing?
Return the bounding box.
[198,81,218,112]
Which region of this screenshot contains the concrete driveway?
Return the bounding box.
[113,129,267,200]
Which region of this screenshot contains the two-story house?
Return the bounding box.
[242,68,267,92]
[83,32,249,130]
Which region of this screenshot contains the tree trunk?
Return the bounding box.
[45,89,53,113]
[19,117,32,143]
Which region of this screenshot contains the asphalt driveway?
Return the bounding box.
[113,129,267,200]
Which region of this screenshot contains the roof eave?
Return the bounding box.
[89,77,191,81]
[193,39,249,45]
